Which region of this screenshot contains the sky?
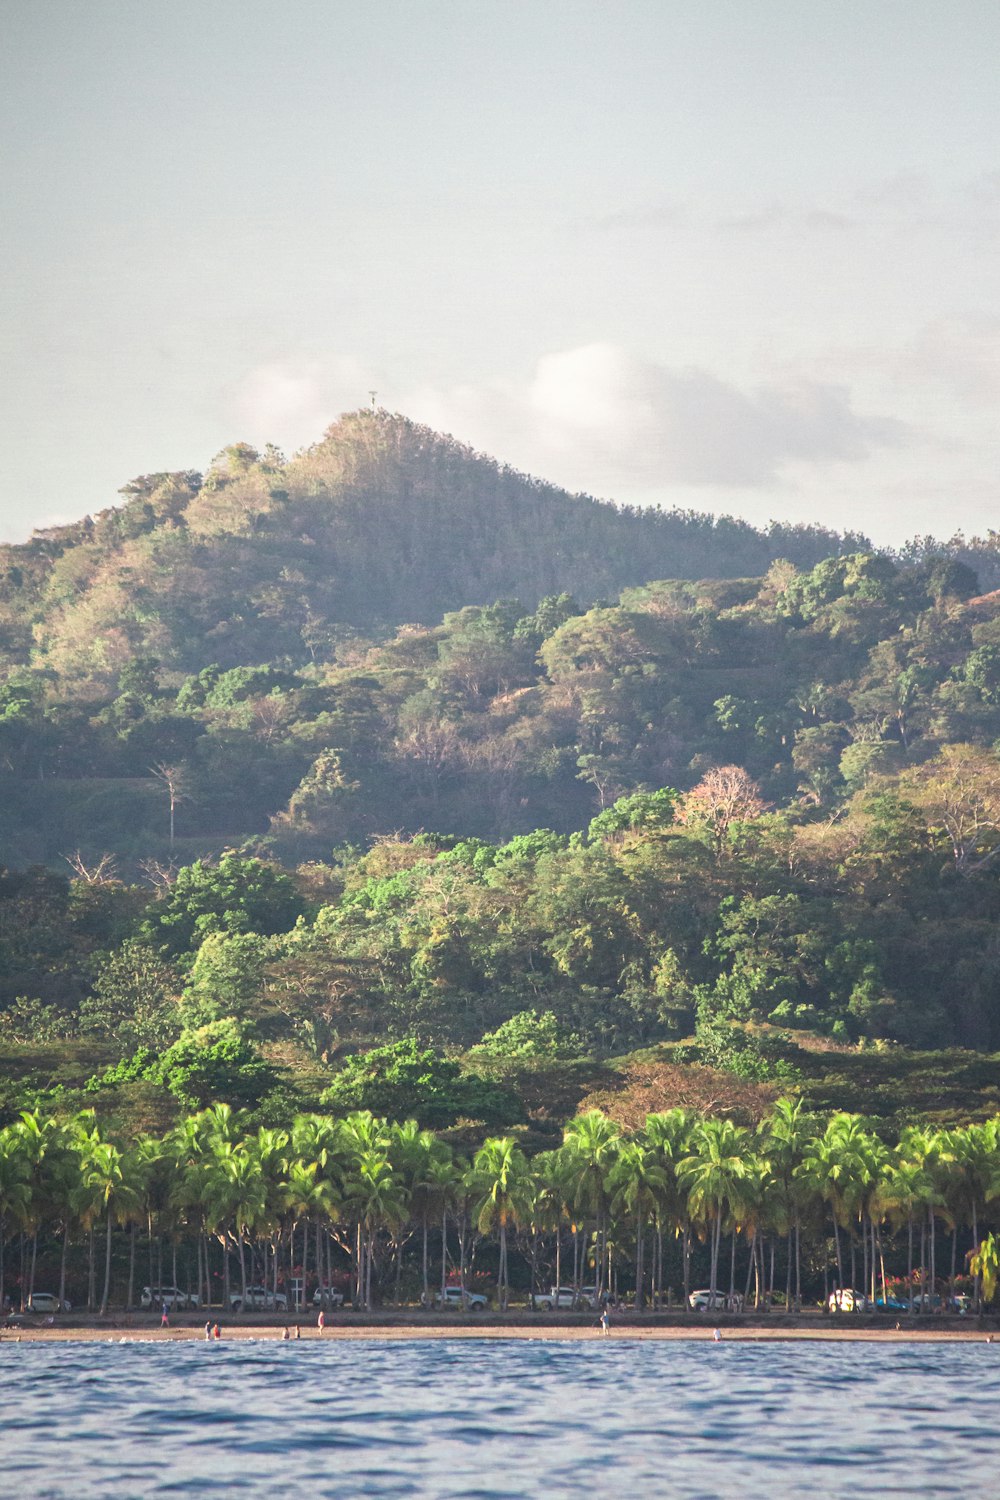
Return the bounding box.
[2,0,999,547]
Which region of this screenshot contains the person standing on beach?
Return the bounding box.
[204,1320,213,1341]
[600,1308,610,1335]
[294,1324,301,1340]
[317,1309,326,1334]
[161,1307,169,1329]
[213,1323,221,1340]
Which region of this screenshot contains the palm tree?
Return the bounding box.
[471,1137,530,1311]
[969,1232,999,1305]
[759,1097,812,1311]
[608,1139,668,1309]
[0,1128,31,1310]
[798,1113,878,1301]
[528,1148,574,1306]
[679,1118,748,1310]
[344,1148,404,1308]
[209,1144,267,1310]
[562,1112,621,1300]
[78,1132,139,1315]
[897,1126,949,1311]
[642,1110,693,1307]
[338,1112,394,1306]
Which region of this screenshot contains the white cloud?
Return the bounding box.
[403,343,904,496]
[229,357,372,452]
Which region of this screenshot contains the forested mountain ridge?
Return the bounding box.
[0,409,868,685]
[5,410,1000,1130]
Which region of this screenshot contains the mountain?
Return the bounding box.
[0,409,867,687]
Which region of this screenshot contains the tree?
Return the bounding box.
[471,1136,530,1310]
[562,1111,621,1300]
[678,1117,749,1308]
[151,763,191,849]
[679,766,768,857]
[607,1139,668,1309]
[469,1010,581,1060]
[141,855,305,959]
[154,1020,279,1111]
[321,1040,520,1130]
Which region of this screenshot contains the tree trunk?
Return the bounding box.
[127,1223,136,1310]
[442,1208,449,1301]
[421,1214,429,1305]
[100,1213,113,1315]
[59,1223,69,1307]
[499,1220,508,1310]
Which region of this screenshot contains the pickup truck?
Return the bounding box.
[312,1286,346,1308]
[532,1286,600,1311]
[230,1286,288,1312]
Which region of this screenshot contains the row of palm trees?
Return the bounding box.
[1,1099,999,1315]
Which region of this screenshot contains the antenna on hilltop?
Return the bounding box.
[369,390,378,410]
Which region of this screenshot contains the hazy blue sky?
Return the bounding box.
[2,0,999,544]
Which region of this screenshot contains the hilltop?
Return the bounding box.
[0,409,868,687]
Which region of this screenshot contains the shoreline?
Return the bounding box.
[2,1318,996,1345]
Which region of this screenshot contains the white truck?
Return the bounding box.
[532,1285,601,1311]
[230,1286,288,1313]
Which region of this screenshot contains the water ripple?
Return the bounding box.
[3,1339,1000,1498]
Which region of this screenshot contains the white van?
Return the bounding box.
[140,1286,200,1310]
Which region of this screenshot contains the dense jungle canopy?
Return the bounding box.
[3,408,1000,1159]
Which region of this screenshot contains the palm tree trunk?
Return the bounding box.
[554,1226,561,1306]
[88,1226,96,1310]
[907,1213,915,1314]
[683,1223,691,1310]
[59,1223,69,1306]
[100,1213,113,1315]
[29,1232,37,1301]
[634,1212,643,1310]
[442,1208,449,1300]
[127,1223,136,1310]
[421,1213,429,1305]
[972,1203,980,1311]
[499,1219,508,1310]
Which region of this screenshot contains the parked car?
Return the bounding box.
[140,1286,200,1311]
[828,1289,873,1312]
[532,1285,601,1311]
[688,1289,744,1312]
[907,1294,944,1312]
[312,1286,346,1308]
[434,1286,488,1310]
[874,1294,910,1312]
[26,1292,71,1314]
[230,1286,288,1312]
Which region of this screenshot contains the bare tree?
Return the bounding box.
[680,764,768,857]
[137,857,179,892]
[62,850,120,886]
[150,763,192,849]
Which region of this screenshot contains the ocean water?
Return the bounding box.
[3,1337,998,1498]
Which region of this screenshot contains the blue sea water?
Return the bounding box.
[2,1337,999,1498]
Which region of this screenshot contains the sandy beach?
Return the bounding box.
[2,1318,996,1344]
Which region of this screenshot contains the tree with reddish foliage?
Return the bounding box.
[680,765,768,857]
